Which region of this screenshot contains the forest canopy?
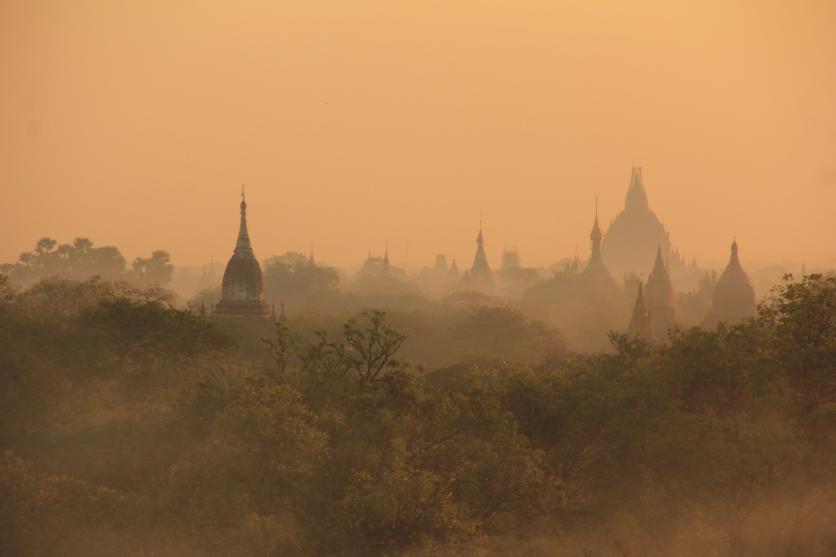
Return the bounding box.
[0,273,834,556]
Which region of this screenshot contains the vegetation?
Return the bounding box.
[1,273,834,556]
[0,237,174,287]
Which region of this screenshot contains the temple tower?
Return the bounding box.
[645,246,676,336]
[602,166,682,280]
[628,281,654,339]
[215,189,270,317]
[464,218,494,289]
[583,197,615,287]
[702,240,757,328]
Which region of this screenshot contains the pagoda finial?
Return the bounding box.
[234,187,253,255]
[477,213,484,245]
[384,241,389,265]
[309,242,315,265]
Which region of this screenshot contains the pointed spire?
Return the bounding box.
[477,212,484,246]
[589,196,603,252]
[470,216,491,279]
[625,166,650,213]
[583,196,611,283]
[234,185,253,256]
[653,244,666,271]
[729,239,739,266]
[628,282,654,339]
[645,245,675,335]
[383,241,389,265]
[309,242,315,265]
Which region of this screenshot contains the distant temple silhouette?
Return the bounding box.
[214,189,270,317]
[462,218,494,290]
[702,240,757,328]
[645,246,677,335]
[582,197,615,288]
[602,167,686,281]
[628,281,654,340]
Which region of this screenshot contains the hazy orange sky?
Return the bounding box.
[2,1,835,271]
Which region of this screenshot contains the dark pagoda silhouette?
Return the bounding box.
[214,189,269,317]
[702,240,757,328]
[461,218,494,290]
[645,246,676,336]
[602,166,685,281]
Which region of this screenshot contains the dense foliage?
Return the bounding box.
[0,274,834,556]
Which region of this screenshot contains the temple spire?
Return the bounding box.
[645,245,676,335]
[468,215,492,284]
[477,212,484,246]
[235,185,253,255]
[589,196,603,265]
[625,166,650,213]
[215,187,269,317]
[628,281,654,339]
[309,242,315,265]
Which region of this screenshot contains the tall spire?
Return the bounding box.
[309,242,315,265]
[383,241,389,265]
[645,245,676,335]
[729,239,739,266]
[589,195,603,265]
[628,282,654,339]
[469,215,492,282]
[215,186,269,317]
[235,185,253,256]
[477,211,484,246]
[625,166,650,213]
[582,196,614,286]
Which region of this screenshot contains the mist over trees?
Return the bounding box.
[1,237,174,288]
[1,271,834,556]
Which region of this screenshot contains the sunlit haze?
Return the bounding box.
[2,1,835,270]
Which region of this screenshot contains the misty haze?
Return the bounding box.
[1,2,835,556]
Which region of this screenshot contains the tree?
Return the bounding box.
[2,237,126,284]
[130,250,174,286]
[309,310,408,384]
[263,252,340,306]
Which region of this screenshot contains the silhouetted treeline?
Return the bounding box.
[1,272,835,556]
[0,237,173,287]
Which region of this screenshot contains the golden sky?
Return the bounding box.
[2,1,835,271]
